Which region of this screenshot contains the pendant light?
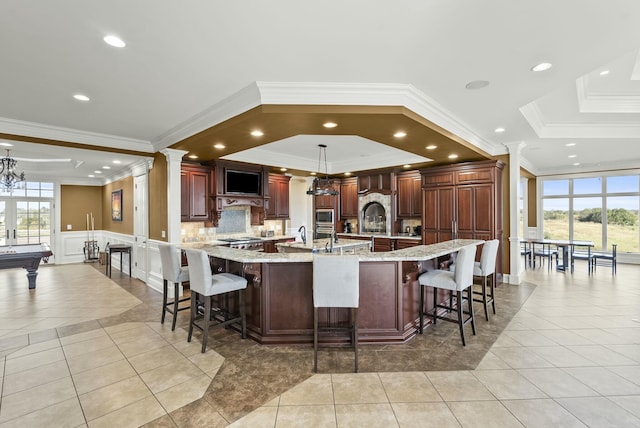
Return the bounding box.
[306,144,339,196]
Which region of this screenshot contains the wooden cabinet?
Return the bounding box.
[262,238,291,253]
[314,182,339,210]
[373,237,393,252]
[395,239,421,250]
[340,178,358,218]
[266,174,290,219]
[181,163,214,222]
[422,186,454,244]
[251,206,265,226]
[358,171,392,194]
[397,172,422,218]
[421,160,505,277]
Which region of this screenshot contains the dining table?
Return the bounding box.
[521,238,595,272]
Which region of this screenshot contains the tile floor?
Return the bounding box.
[0,259,638,427]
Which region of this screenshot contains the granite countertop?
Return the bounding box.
[182,235,295,246]
[183,239,482,264]
[275,238,371,252]
[337,233,422,241]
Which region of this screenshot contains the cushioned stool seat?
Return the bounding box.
[418,244,477,346]
[184,248,247,353]
[158,243,191,331]
[313,254,360,373]
[472,239,499,321]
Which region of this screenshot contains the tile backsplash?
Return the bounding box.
[181,206,287,242]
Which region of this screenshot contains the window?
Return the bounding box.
[540,174,640,253]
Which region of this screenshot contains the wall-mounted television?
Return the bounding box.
[225,170,261,195]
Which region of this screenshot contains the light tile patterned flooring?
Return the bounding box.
[230,263,640,427]
[0,261,639,427]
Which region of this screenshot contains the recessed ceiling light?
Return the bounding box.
[568,155,577,158]
[403,164,411,169]
[599,70,610,76]
[465,80,490,90]
[103,35,126,48]
[88,174,95,178]
[565,143,576,147]
[448,154,459,159]
[102,166,111,169]
[344,172,351,176]
[280,167,287,172]
[213,143,226,149]
[531,62,552,72]
[188,155,198,159]
[310,172,316,176]
[573,162,581,166]
[94,170,102,174]
[494,127,506,133]
[323,122,337,128]
[112,160,121,164]
[426,145,437,150]
[73,94,90,101]
[394,131,407,138]
[0,142,13,147]
[250,130,264,137]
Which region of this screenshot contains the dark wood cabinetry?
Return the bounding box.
[421,160,504,277]
[314,182,340,211]
[358,171,392,195]
[395,239,421,250]
[421,160,503,243]
[262,238,291,253]
[373,237,393,252]
[266,174,290,219]
[340,178,358,218]
[181,163,214,223]
[397,172,422,218]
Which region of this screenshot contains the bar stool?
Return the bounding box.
[418,244,476,346]
[313,254,360,373]
[472,239,500,321]
[184,248,247,353]
[158,243,191,331]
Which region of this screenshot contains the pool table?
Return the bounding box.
[0,243,53,289]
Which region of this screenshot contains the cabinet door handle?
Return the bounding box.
[13,229,16,239]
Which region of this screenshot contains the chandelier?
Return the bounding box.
[306,144,339,196]
[0,150,26,191]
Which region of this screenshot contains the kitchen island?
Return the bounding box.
[275,238,371,254]
[183,239,482,344]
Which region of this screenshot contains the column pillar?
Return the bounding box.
[160,148,188,244]
[504,141,526,285]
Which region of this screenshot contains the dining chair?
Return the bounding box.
[592,243,617,275]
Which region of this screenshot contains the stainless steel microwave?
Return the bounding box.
[315,209,334,224]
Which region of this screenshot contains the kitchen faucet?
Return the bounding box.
[298,225,306,245]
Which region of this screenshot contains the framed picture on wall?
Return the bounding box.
[111,189,122,221]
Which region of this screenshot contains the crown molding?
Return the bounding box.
[520,99,640,138]
[152,83,262,151]
[256,82,504,157]
[534,157,640,176]
[632,48,640,81]
[223,145,429,174]
[154,81,505,158]
[577,76,640,113]
[0,117,153,153]
[519,102,546,137]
